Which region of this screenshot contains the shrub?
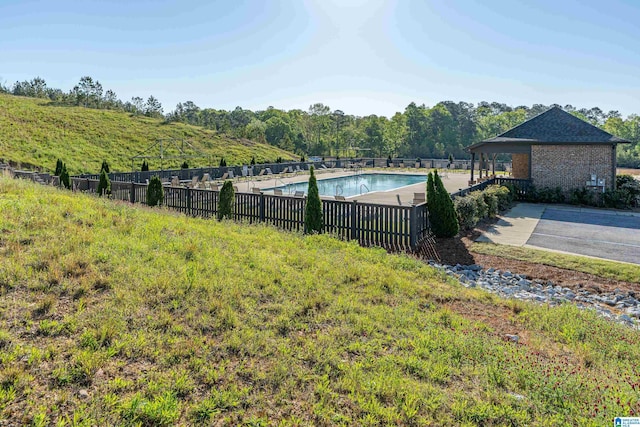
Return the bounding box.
[304,166,322,234]
[54,159,63,176]
[603,189,632,209]
[485,185,512,211]
[181,161,189,169]
[534,187,565,203]
[482,190,498,218]
[217,181,234,221]
[97,169,111,197]
[250,157,256,165]
[467,191,488,220]
[100,160,110,173]
[300,155,305,162]
[219,158,226,167]
[387,155,392,167]
[427,170,459,238]
[141,161,149,172]
[146,176,164,207]
[569,187,594,206]
[60,164,70,189]
[617,174,640,207]
[454,196,478,230]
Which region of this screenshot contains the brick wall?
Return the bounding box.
[511,153,530,179]
[531,144,613,191]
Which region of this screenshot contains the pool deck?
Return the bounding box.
[231,168,472,205]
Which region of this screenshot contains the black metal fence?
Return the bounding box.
[450,177,532,199]
[71,178,429,250]
[75,158,511,184]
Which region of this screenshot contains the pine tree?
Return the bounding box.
[146,176,164,207]
[181,161,189,169]
[97,169,111,197]
[219,157,226,167]
[250,157,256,165]
[101,160,110,173]
[141,161,149,171]
[54,159,63,176]
[217,180,234,221]
[304,166,322,234]
[60,164,71,189]
[426,171,437,224]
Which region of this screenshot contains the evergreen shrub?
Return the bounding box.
[217,180,234,220]
[146,176,164,207]
[304,166,322,234]
[97,169,111,197]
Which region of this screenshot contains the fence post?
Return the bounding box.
[259,194,265,222]
[409,205,417,249]
[186,187,192,216]
[350,200,357,241]
[130,182,135,203]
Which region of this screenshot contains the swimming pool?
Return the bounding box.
[266,173,427,197]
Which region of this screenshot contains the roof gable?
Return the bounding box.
[481,107,629,144]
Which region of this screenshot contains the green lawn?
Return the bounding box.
[1,177,639,426]
[0,94,295,174]
[471,241,640,283]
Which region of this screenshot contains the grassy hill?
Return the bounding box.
[0,94,295,174]
[1,177,640,425]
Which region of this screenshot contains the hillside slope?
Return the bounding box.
[1,178,639,425]
[0,94,295,174]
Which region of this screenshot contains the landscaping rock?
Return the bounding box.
[429,261,640,329]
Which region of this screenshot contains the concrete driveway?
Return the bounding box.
[477,203,640,265]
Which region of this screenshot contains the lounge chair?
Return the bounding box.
[189,176,199,188]
[257,169,266,179]
[170,176,180,187]
[265,168,273,176]
[252,187,262,194]
[274,189,283,195]
[334,195,346,201]
[412,192,426,205]
[219,172,229,181]
[293,191,305,198]
[228,170,235,179]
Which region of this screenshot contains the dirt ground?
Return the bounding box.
[429,221,640,296]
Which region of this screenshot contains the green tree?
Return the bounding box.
[141,161,149,171]
[217,181,234,221]
[304,166,322,234]
[60,164,70,189]
[430,170,459,237]
[144,96,163,118]
[54,159,63,176]
[101,160,110,173]
[146,176,164,207]
[181,161,189,169]
[97,169,111,197]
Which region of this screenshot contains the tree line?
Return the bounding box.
[2,76,639,166]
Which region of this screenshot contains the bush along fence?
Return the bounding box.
[70,177,430,251]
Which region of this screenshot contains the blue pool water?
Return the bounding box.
[267,173,426,197]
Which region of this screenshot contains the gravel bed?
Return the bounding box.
[429,261,640,329]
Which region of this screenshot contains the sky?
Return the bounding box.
[2,0,640,117]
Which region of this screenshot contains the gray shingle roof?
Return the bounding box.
[475,106,630,146]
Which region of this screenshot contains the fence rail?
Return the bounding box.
[71,177,429,251]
